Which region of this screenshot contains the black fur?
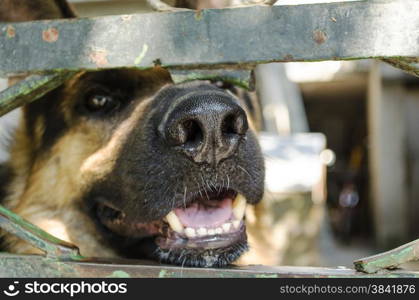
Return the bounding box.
[0,165,12,248]
[0,164,12,204]
[25,89,69,153]
[90,82,264,222]
[155,240,249,268]
[83,81,265,267]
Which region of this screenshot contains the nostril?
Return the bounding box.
[181,120,203,148]
[167,119,203,148]
[221,112,248,136]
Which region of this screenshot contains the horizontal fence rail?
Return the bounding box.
[0,0,418,75]
[1,0,419,277]
[0,254,419,278]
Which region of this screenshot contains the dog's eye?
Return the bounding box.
[85,94,119,113]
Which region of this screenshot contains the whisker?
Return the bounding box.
[204,174,212,191]
[210,179,217,192]
[200,173,210,201]
[180,250,187,278]
[219,176,225,193]
[193,178,204,199]
[238,165,252,179]
[171,194,176,210]
[183,185,187,209]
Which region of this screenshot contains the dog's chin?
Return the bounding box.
[94,189,250,268]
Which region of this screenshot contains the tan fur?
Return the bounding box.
[2,68,171,257]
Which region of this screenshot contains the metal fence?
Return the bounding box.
[0,0,418,277]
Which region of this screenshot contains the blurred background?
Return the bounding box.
[1,0,418,268]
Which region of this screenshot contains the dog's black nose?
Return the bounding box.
[160,91,248,166]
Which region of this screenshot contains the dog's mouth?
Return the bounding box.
[158,190,246,249]
[95,189,249,267]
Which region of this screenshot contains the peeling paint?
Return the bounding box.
[313,30,327,45]
[255,274,279,278]
[6,25,15,38]
[153,58,162,67]
[89,49,109,67]
[42,28,59,43]
[283,54,294,62]
[134,44,149,65]
[121,15,133,22]
[107,270,131,278]
[158,269,168,278]
[195,10,203,21]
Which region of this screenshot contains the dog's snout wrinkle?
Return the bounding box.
[159,91,248,166]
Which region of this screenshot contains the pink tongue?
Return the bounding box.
[174,198,233,228]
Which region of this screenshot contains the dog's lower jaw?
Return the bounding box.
[155,239,249,268]
[153,222,249,268]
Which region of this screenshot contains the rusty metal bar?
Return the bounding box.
[169,69,254,89]
[0,68,251,117]
[0,254,418,278]
[0,72,76,117]
[354,239,419,274]
[0,0,418,75]
[383,58,419,78]
[0,205,82,260]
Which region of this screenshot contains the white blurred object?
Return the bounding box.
[0,78,7,91]
[0,110,20,163]
[319,149,336,166]
[259,132,326,193]
[256,63,308,134]
[0,79,20,163]
[285,61,343,83]
[277,0,358,4]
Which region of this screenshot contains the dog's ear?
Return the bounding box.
[0,0,76,22]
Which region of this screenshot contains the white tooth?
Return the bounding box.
[233,220,241,229]
[208,229,215,235]
[222,223,231,232]
[185,227,196,238]
[197,227,207,237]
[215,227,223,235]
[233,194,247,220]
[165,211,184,233]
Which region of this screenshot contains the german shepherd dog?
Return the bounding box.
[0,0,264,267]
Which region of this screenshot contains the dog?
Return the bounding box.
[0,0,265,268]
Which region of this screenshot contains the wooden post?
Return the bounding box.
[368,61,409,248]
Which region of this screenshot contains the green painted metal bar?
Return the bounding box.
[383,58,419,78]
[354,239,419,274]
[0,72,76,117]
[0,68,251,118]
[0,0,418,75]
[170,69,254,89]
[0,205,82,260]
[0,254,418,278]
